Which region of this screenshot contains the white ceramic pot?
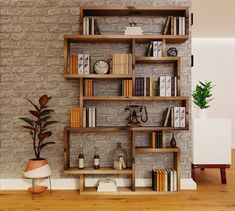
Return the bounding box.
[198,109,207,118]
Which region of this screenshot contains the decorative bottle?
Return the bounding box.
[93,146,100,169]
[113,142,127,170]
[170,133,177,148]
[78,145,85,169]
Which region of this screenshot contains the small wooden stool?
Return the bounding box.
[191,164,230,184]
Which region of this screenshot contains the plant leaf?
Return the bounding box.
[19,118,34,126]
[29,110,40,118]
[39,141,55,150]
[26,98,40,112]
[38,131,52,141]
[43,121,58,128]
[23,125,36,131]
[41,116,51,122]
[40,109,54,116]
[39,95,49,107]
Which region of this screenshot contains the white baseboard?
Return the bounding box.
[0,178,196,190]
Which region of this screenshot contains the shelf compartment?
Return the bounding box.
[81,6,188,17]
[135,147,180,153]
[64,34,189,44]
[64,167,133,175]
[129,126,189,132]
[64,74,133,79]
[83,96,189,101]
[135,56,180,64]
[65,126,127,133]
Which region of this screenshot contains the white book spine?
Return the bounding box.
[159,76,166,96]
[89,108,92,127]
[157,41,162,57]
[78,54,84,74]
[170,170,174,192]
[83,18,86,35]
[180,107,186,127]
[182,17,186,35]
[165,76,171,97]
[83,108,86,128]
[173,170,177,191]
[153,41,158,57]
[92,107,96,127]
[174,107,180,127]
[179,17,182,36]
[174,17,177,35]
[174,77,177,96]
[164,169,168,192]
[83,54,90,74]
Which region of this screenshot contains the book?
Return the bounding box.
[152,169,157,191]
[83,54,90,74]
[171,16,174,35]
[163,16,170,35]
[163,108,171,127]
[94,19,101,35]
[97,179,117,192]
[159,76,166,96]
[174,107,180,127]
[165,76,171,96]
[145,41,153,57]
[179,107,186,127]
[173,169,177,191]
[83,108,86,128]
[70,107,80,128]
[153,41,158,57]
[78,54,84,74]
[182,17,186,35]
[152,132,156,148]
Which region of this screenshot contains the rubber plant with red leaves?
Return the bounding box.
[19,95,58,160]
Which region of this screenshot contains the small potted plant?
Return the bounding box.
[192,81,214,118]
[19,95,57,183]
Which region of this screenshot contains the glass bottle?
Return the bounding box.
[170,133,177,148]
[113,142,127,170]
[78,145,85,169]
[93,146,100,169]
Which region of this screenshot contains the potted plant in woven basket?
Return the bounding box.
[19,95,57,193]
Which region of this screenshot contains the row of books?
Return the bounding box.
[158,76,177,96]
[152,168,178,192]
[163,16,186,35]
[70,107,81,128]
[83,80,93,96]
[135,77,153,96]
[163,107,185,127]
[145,41,163,57]
[83,17,101,35]
[83,107,97,128]
[111,54,132,75]
[122,80,133,97]
[68,54,90,75]
[152,131,166,148]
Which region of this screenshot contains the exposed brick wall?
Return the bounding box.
[0,0,191,179]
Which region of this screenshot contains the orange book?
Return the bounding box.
[90,80,93,96]
[70,108,74,128]
[152,132,156,148]
[162,169,165,192]
[72,55,76,74]
[129,80,133,97]
[149,77,153,97]
[75,55,78,75]
[69,55,73,75]
[126,80,128,96]
[156,169,160,192]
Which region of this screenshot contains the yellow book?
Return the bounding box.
[69,55,73,75]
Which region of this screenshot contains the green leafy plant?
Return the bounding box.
[19,95,58,160]
[192,81,214,109]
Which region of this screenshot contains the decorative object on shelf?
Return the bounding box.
[170,133,177,148]
[97,179,117,192]
[113,143,127,170]
[145,41,163,57]
[19,95,57,198]
[78,145,85,169]
[93,60,109,74]
[124,22,143,35]
[167,47,178,57]
[93,146,100,169]
[192,81,214,118]
[125,105,148,127]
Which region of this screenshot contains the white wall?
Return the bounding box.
[192,38,235,147]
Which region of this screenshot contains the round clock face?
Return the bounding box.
[167,47,178,57]
[93,60,109,74]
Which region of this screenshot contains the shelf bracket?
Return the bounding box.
[191,13,194,26]
[191,55,194,67]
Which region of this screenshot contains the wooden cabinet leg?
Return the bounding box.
[191,164,196,181]
[220,168,227,184]
[79,174,84,193]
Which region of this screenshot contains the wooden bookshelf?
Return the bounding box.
[63,5,190,195]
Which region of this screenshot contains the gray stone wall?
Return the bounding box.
[0,0,191,179]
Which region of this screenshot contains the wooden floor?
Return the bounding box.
[1,150,235,211]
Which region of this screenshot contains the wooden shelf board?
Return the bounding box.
[135,147,180,153]
[80,187,178,195]
[64,167,133,175]
[129,126,189,131]
[81,6,188,17]
[64,35,189,44]
[83,96,189,101]
[65,126,127,133]
[135,56,180,64]
[64,74,133,79]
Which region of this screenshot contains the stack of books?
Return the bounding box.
[158,76,177,96]
[82,107,96,128]
[70,107,81,128]
[97,179,117,192]
[83,80,93,96]
[122,80,132,97]
[145,41,163,57]
[163,107,186,127]
[152,131,166,148]
[163,16,186,35]
[83,17,101,35]
[111,54,132,75]
[68,54,90,75]
[152,169,178,192]
[135,77,153,96]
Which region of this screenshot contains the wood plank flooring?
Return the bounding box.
[0,150,234,211]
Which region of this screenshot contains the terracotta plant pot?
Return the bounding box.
[28,186,48,194]
[24,159,51,179]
